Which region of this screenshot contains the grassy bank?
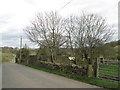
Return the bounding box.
[17,63,119,89]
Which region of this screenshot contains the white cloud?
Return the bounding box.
[0,0,119,48]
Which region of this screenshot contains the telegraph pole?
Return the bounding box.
[19,36,22,63]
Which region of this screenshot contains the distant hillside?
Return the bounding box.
[1,40,120,62]
[105,40,120,47]
[0,46,18,54]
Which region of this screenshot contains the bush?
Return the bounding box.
[16,48,30,63]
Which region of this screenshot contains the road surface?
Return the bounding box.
[2,63,103,88]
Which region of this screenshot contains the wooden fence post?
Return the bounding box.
[96,59,99,78]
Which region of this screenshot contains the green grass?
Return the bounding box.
[17,63,119,89]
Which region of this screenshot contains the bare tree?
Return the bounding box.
[74,13,113,63]
[24,11,66,63]
[64,15,78,64]
[24,11,113,65]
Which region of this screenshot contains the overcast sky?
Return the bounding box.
[0,0,119,48]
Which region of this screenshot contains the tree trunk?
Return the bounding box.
[50,48,55,63]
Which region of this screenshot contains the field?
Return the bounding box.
[0,51,14,63]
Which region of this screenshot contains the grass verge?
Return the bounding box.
[17,63,119,89]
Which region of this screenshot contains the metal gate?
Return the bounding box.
[97,59,119,81]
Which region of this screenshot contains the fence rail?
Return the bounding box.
[98,60,118,62]
[99,68,118,71]
[98,76,119,81]
[99,70,118,74]
[99,72,118,77]
[99,64,118,67]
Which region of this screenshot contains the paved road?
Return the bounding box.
[2,63,103,88]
